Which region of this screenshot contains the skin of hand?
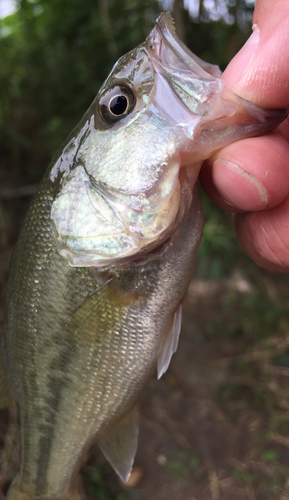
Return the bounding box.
[199,0,289,272]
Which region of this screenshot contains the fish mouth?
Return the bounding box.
[147,12,288,163]
[146,12,224,125]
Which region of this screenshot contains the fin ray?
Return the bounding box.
[157,303,182,379]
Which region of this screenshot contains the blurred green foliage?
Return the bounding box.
[234,466,256,484]
[164,450,202,481]
[198,189,245,279]
[206,287,285,343]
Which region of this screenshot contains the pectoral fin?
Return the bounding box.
[157,303,182,379]
[0,350,15,409]
[98,406,139,483]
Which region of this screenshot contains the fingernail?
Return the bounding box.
[212,158,268,211]
[223,26,260,92]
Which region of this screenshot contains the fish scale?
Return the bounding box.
[1,12,287,500]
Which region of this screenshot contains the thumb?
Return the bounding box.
[222,0,289,109]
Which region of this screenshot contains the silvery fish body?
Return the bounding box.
[1,12,286,500]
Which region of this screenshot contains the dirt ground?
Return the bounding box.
[1,191,289,500]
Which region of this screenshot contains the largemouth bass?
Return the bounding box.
[1,12,287,500]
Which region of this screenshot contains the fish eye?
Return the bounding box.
[99,84,136,124]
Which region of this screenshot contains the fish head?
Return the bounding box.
[51,12,287,268]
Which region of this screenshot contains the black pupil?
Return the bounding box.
[109,95,128,116]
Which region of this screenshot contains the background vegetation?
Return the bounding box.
[2,1,289,499]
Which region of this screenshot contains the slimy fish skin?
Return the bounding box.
[1,12,286,500]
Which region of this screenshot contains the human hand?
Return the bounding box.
[199,0,289,272]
